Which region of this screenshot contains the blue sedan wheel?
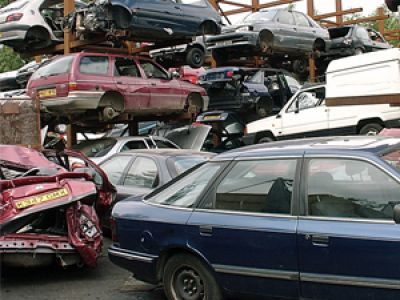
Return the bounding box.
[163,254,222,300]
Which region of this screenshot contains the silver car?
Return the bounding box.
[0,0,85,53]
[207,8,330,65]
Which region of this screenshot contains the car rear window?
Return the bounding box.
[79,56,109,75]
[73,138,117,158]
[30,56,74,80]
[329,27,352,39]
[167,155,210,176]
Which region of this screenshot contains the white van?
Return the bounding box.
[245,84,400,144]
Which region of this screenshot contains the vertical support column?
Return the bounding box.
[307,0,315,83]
[336,0,343,25]
[307,0,315,17]
[252,0,259,12]
[128,121,139,136]
[66,123,77,149]
[208,0,218,10]
[377,7,385,36]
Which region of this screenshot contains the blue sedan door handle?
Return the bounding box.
[199,225,213,236]
[305,234,329,247]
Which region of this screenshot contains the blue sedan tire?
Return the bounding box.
[163,253,223,300]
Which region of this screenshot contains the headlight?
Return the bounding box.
[237,26,252,32]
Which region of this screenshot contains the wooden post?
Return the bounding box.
[307,0,314,17]
[252,0,259,12]
[377,7,386,36]
[309,56,316,83]
[335,0,343,25]
[128,120,139,136]
[66,123,77,149]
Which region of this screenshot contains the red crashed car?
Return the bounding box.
[27,53,209,121]
[0,145,115,268]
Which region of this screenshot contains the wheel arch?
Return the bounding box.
[186,92,204,112]
[26,25,51,40]
[199,20,220,35]
[98,90,125,112]
[356,118,385,133]
[313,38,326,52]
[156,246,216,282]
[110,4,133,29]
[258,30,274,44]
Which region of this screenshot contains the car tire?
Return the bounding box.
[256,98,273,118]
[163,254,222,300]
[258,136,274,144]
[359,123,384,135]
[186,48,205,69]
[292,59,308,75]
[354,48,365,55]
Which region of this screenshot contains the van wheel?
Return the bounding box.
[258,136,274,144]
[359,123,383,135]
[186,47,205,68]
[163,254,222,300]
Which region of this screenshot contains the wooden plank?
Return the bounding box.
[342,14,390,25]
[224,0,300,16]
[220,0,252,8]
[326,94,400,106]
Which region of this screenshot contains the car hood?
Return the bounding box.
[163,125,211,151]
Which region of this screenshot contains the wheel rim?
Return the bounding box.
[172,267,205,300]
[192,52,202,65]
[365,128,380,135]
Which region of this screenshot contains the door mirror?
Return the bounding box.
[276,114,282,119]
[394,204,400,224]
[170,71,180,79]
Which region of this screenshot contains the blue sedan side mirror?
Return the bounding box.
[394,204,400,224]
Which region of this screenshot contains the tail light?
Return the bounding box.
[109,217,118,243]
[68,82,77,91]
[226,71,234,78]
[243,126,248,135]
[6,13,23,22]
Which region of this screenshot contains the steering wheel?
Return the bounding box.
[18,168,41,178]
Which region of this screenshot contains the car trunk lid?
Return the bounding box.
[162,125,211,151]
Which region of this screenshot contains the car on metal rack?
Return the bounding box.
[199,67,298,121]
[328,25,392,57]
[109,135,400,300]
[0,145,115,268]
[206,7,330,65]
[0,0,87,53]
[26,52,209,121]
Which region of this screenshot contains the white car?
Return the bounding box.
[245,84,400,144]
[72,136,180,165]
[0,0,86,53]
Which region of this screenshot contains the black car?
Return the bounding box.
[199,67,297,120]
[73,0,222,43]
[207,8,330,65]
[328,25,391,57]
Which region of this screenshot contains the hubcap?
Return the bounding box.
[173,268,204,300]
[193,53,202,64]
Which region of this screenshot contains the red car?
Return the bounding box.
[0,145,115,268]
[27,53,209,121]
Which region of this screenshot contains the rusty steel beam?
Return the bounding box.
[313,8,363,21]
[219,0,252,8]
[224,0,300,16]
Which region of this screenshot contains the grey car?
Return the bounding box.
[207,8,330,65]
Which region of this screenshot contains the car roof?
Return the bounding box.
[116,149,215,157]
[214,136,400,160]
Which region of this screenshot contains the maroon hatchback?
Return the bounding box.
[27,53,209,120]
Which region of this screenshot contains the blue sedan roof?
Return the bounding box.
[215,136,400,160]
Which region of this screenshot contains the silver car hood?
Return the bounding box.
[163,125,211,151]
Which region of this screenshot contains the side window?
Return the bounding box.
[120,141,148,152]
[294,12,311,27]
[287,88,325,113]
[140,61,169,80]
[146,163,222,208]
[114,57,141,77]
[210,160,297,214]
[79,56,109,75]
[307,159,400,220]
[124,157,159,188]
[101,156,129,185]
[277,11,295,25]
[356,27,370,40]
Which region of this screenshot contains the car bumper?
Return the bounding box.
[0,23,29,43]
[40,91,104,113]
[384,118,400,128]
[328,47,356,57]
[207,32,258,50]
[108,245,159,284]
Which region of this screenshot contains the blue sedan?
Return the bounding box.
[109,136,400,300]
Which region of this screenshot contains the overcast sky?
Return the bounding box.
[222,0,389,23]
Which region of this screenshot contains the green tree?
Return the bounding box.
[0,46,24,72]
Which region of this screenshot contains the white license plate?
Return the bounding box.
[216,40,232,47]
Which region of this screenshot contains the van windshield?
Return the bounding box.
[31,56,74,80]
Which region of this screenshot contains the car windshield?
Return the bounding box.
[168,155,210,176]
[145,162,222,208]
[242,10,277,23]
[73,138,117,158]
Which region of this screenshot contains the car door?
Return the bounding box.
[274,10,298,50]
[187,158,301,299]
[293,12,315,52]
[133,0,184,34]
[278,88,329,139]
[113,57,150,111]
[298,156,400,300]
[138,59,184,112]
